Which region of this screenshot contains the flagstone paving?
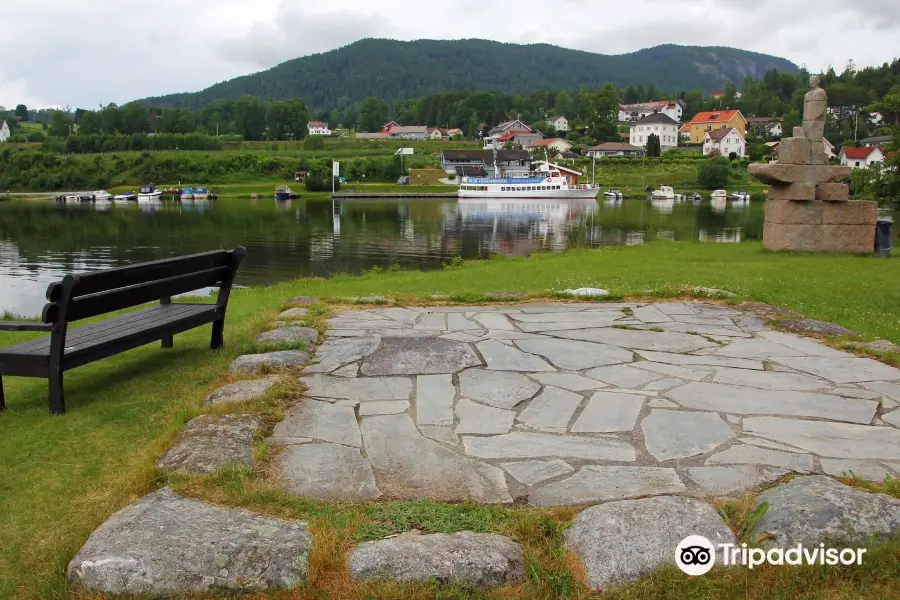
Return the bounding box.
[262,300,900,505]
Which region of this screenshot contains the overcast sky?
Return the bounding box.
[3,0,899,110]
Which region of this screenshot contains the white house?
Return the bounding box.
[307,121,331,136]
[547,115,568,133]
[586,142,645,157]
[703,127,746,158]
[629,113,680,151]
[745,117,782,138]
[0,120,10,143]
[618,100,684,123]
[387,125,430,140]
[840,145,885,169]
[427,127,443,140]
[526,138,573,154]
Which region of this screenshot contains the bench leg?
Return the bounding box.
[49,370,65,415]
[0,375,5,410]
[162,334,173,349]
[210,319,225,349]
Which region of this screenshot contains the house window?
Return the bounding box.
[856,161,861,167]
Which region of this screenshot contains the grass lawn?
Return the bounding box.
[1,241,899,599]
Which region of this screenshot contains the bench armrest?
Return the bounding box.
[0,321,54,332]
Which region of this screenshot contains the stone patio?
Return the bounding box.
[270,301,900,505]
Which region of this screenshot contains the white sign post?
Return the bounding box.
[332,161,340,195]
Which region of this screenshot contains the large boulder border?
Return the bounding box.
[230,350,309,374]
[752,475,900,547]
[157,413,263,474]
[348,531,524,586]
[565,495,737,591]
[68,488,311,595]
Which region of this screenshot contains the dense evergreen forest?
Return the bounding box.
[139,40,799,110]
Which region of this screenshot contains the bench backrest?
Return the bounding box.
[41,248,246,324]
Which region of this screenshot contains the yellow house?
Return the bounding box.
[684,110,747,144]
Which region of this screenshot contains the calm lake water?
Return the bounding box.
[0,193,775,316]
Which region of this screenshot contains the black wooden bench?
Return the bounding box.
[0,248,246,414]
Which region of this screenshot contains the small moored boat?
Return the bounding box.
[275,185,293,201]
[180,187,195,201]
[137,184,162,201]
[91,190,112,202]
[114,191,137,202]
[193,186,210,200]
[604,189,623,200]
[711,189,728,201]
[651,186,675,201]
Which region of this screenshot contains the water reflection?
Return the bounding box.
[0,194,779,316]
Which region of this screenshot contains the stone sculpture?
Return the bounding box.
[749,76,877,252]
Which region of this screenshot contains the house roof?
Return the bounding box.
[490,120,532,134]
[619,100,669,112]
[308,121,328,127]
[528,138,569,147]
[496,130,533,142]
[588,142,644,152]
[710,90,726,98]
[860,135,891,144]
[745,117,773,123]
[441,149,531,162]
[389,125,429,134]
[705,127,741,142]
[840,146,880,159]
[679,123,691,133]
[548,115,566,122]
[634,113,679,126]
[356,132,387,139]
[690,110,744,125]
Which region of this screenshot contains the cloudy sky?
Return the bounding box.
[3,0,898,109]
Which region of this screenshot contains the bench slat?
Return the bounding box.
[46,267,229,323]
[46,250,231,301]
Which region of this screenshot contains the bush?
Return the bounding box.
[728,151,738,161]
[448,172,456,180]
[303,136,326,151]
[697,156,731,189]
[305,174,340,192]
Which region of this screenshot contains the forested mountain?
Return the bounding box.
[140,39,798,109]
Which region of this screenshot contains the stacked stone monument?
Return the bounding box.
[749,76,877,252]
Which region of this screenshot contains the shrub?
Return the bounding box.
[697,156,731,189]
[303,136,326,151]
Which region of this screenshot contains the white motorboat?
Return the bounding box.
[651,186,675,200]
[90,190,111,202]
[193,186,210,200]
[114,191,137,202]
[137,184,162,201]
[730,190,751,201]
[180,187,195,201]
[604,189,623,200]
[711,189,728,201]
[459,160,599,199]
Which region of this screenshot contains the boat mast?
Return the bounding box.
[493,141,498,178]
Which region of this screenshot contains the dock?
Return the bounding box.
[331,192,458,199]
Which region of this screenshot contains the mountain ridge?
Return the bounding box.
[140,38,799,109]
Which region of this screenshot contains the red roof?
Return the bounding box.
[308,121,328,127]
[745,117,772,123]
[529,138,567,147]
[706,127,739,142]
[710,90,725,98]
[496,130,531,142]
[841,146,879,159]
[689,110,744,125]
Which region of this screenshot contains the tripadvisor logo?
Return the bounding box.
[676,535,868,575]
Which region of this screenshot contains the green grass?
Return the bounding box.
[1,241,900,598]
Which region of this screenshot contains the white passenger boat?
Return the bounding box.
[651,186,675,200]
[458,160,599,199]
[137,184,162,201]
[604,189,623,200]
[193,186,210,200]
[711,189,728,201]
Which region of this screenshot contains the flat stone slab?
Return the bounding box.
[820,458,893,482]
[416,374,456,426]
[157,414,263,474]
[287,296,318,305]
[476,339,555,371]
[359,401,410,416]
[753,476,900,547]
[706,444,813,472]
[641,410,735,461]
[666,382,878,424]
[456,398,514,434]
[685,466,790,497]
[463,432,636,462]
[566,496,736,590]
[771,356,900,384]
[517,386,583,432]
[272,399,362,448]
[302,374,412,401]
[558,287,610,297]
[361,337,482,375]
[636,350,764,370]
[571,392,645,433]
[530,466,685,507]
[68,488,311,594]
[361,414,512,503]
[304,337,381,373]
[513,338,634,370]
[584,364,660,388]
[205,377,280,406]
[527,372,609,391]
[278,307,309,319]
[230,350,309,374]
[279,443,381,500]
[459,369,540,409]
[349,532,524,586]
[256,327,319,346]
[711,368,829,391]
[501,460,574,486]
[776,319,860,338]
[743,416,900,459]
[547,327,719,353]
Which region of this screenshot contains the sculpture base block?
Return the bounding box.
[763,199,878,253]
